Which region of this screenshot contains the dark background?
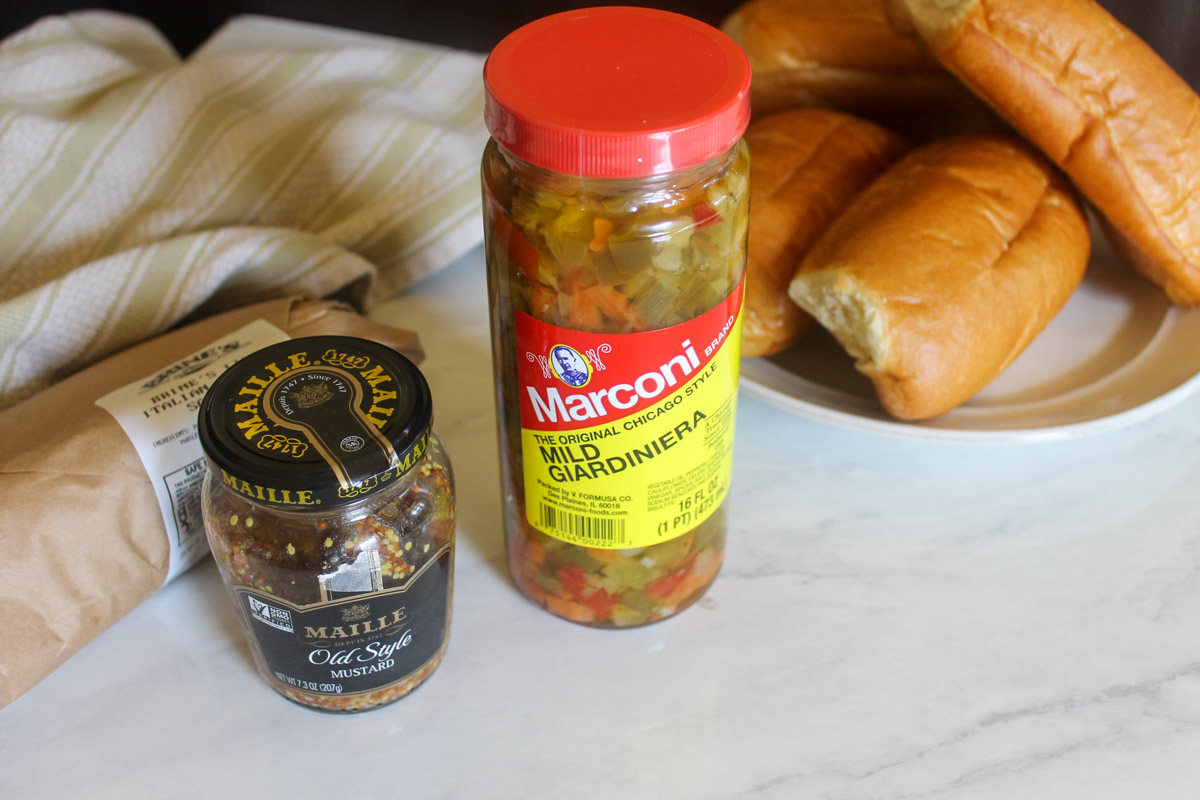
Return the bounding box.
[1,0,1197,86]
[1,1,742,53]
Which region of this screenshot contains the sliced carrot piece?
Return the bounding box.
[590,218,614,252]
[524,535,547,568]
[545,593,596,623]
[518,573,549,604]
[568,283,603,329]
[584,547,627,565]
[663,548,723,608]
[529,283,555,319]
[583,284,645,330]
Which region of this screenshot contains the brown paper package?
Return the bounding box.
[0,297,422,709]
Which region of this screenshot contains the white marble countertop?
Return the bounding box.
[4,246,1200,799]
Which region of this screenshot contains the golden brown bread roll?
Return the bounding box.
[722,0,997,139]
[887,0,1200,305]
[788,134,1091,421]
[742,108,909,357]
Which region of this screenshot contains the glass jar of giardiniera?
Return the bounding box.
[198,336,455,713]
[482,7,752,627]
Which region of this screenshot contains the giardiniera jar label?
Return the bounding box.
[516,280,743,549]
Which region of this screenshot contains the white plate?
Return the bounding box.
[740,234,1200,443]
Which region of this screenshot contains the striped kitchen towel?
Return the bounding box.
[0,12,488,410]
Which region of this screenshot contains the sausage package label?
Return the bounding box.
[0,297,422,710]
[516,281,743,549]
[95,320,290,583]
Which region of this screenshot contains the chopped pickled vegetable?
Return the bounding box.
[692,200,722,228]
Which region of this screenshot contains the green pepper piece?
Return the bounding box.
[641,533,692,570]
[607,237,655,278]
[600,557,655,590]
[544,204,591,267]
[619,590,657,614]
[691,514,722,550]
[610,605,652,627]
[554,546,603,572]
[531,567,563,595]
[631,282,675,326]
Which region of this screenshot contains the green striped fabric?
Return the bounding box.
[0,12,488,409]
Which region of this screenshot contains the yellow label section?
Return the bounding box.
[522,315,742,549]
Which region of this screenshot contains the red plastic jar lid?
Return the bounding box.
[483,6,751,178]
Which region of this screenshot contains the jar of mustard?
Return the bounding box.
[198,335,454,712]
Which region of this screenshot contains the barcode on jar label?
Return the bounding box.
[538,504,626,545]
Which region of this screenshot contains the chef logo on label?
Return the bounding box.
[248,596,294,632]
[550,345,590,388]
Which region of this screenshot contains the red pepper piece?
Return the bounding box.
[490,210,541,283]
[645,563,690,599]
[692,201,722,229]
[508,226,541,283]
[556,563,589,597]
[580,588,620,619]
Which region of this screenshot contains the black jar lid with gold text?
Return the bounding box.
[198,336,433,509]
